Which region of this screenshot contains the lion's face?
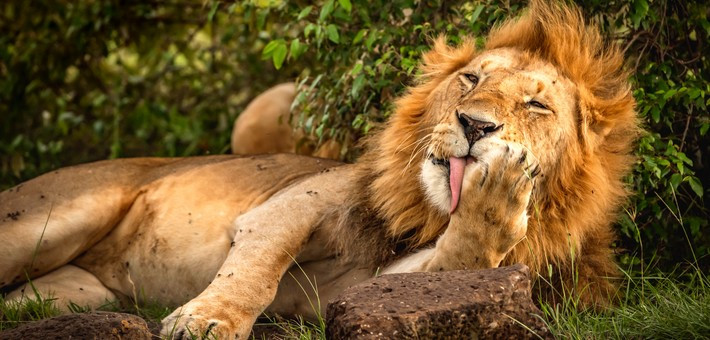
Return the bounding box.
[365,1,635,305]
[420,48,578,213]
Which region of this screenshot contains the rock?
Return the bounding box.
[0,311,152,340]
[326,264,551,339]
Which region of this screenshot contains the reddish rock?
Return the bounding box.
[0,312,152,340]
[326,264,551,339]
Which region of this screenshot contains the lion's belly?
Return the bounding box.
[265,224,375,319]
[73,154,340,307]
[74,175,256,306]
[266,258,372,319]
[99,221,234,306]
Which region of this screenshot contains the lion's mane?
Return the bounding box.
[333,0,639,307]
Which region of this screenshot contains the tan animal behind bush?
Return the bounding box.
[231,82,341,159]
[1,1,638,339]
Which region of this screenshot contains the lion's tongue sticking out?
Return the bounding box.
[449,156,466,214]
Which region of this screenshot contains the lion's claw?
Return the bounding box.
[161,306,240,340]
[453,140,539,260]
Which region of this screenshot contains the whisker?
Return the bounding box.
[408,133,433,156]
[395,129,432,155]
[402,133,433,174]
[407,136,431,168]
[393,126,434,155]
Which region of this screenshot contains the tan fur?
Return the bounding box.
[231,82,341,159]
[355,0,638,306]
[231,83,298,156]
[1,1,637,338]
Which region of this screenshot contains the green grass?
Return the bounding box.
[253,315,326,340]
[251,269,710,339]
[3,271,707,338]
[0,288,60,331]
[2,216,707,339]
[541,267,710,339]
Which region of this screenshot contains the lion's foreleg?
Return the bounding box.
[426,142,538,272]
[160,171,348,340]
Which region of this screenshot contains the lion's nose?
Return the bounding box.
[457,111,504,146]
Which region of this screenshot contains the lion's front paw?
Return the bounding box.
[161,302,252,340]
[454,141,540,261]
[465,141,540,217]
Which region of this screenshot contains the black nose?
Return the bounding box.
[457,112,503,145]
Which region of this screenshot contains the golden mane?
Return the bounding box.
[351,0,639,305]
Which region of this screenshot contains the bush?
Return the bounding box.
[0,0,298,180]
[1,0,707,271]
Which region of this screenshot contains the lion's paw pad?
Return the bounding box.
[161,310,234,340]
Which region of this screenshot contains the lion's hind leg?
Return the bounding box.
[5,265,118,313]
[0,159,155,289]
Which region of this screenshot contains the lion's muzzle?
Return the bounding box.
[456,110,504,146]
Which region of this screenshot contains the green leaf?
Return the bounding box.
[662,88,677,100]
[677,152,693,166]
[351,74,365,98]
[272,43,288,69]
[319,0,334,21]
[365,29,377,50]
[352,114,364,128]
[631,0,649,28]
[297,6,313,20]
[670,173,682,190]
[257,9,268,30]
[686,176,704,198]
[208,2,219,22]
[315,25,322,41]
[353,29,367,44]
[304,23,316,38]
[338,0,352,13]
[227,3,237,13]
[363,122,372,134]
[351,62,363,76]
[650,107,660,123]
[262,39,283,58]
[326,24,340,44]
[688,88,702,99]
[316,123,325,138]
[289,39,307,60]
[470,5,485,24]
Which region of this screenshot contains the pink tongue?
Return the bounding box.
[449,157,466,214]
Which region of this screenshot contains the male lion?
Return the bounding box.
[0,1,638,338]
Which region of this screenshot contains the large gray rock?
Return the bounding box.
[326,264,551,339]
[0,311,152,340]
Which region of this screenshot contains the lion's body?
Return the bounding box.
[231,83,341,159]
[1,155,364,316]
[1,1,638,338]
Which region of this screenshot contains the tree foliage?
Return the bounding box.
[1,0,707,270]
[0,0,298,179]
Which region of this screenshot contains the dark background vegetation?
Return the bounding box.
[1,0,707,273]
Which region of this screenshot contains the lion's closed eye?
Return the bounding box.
[526,100,553,114]
[459,73,479,92]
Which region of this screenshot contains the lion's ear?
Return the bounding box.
[580,91,637,151]
[579,100,614,150]
[420,36,477,78]
[589,108,613,138]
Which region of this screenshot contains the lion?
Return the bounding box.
[231,82,341,159]
[0,1,638,338]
